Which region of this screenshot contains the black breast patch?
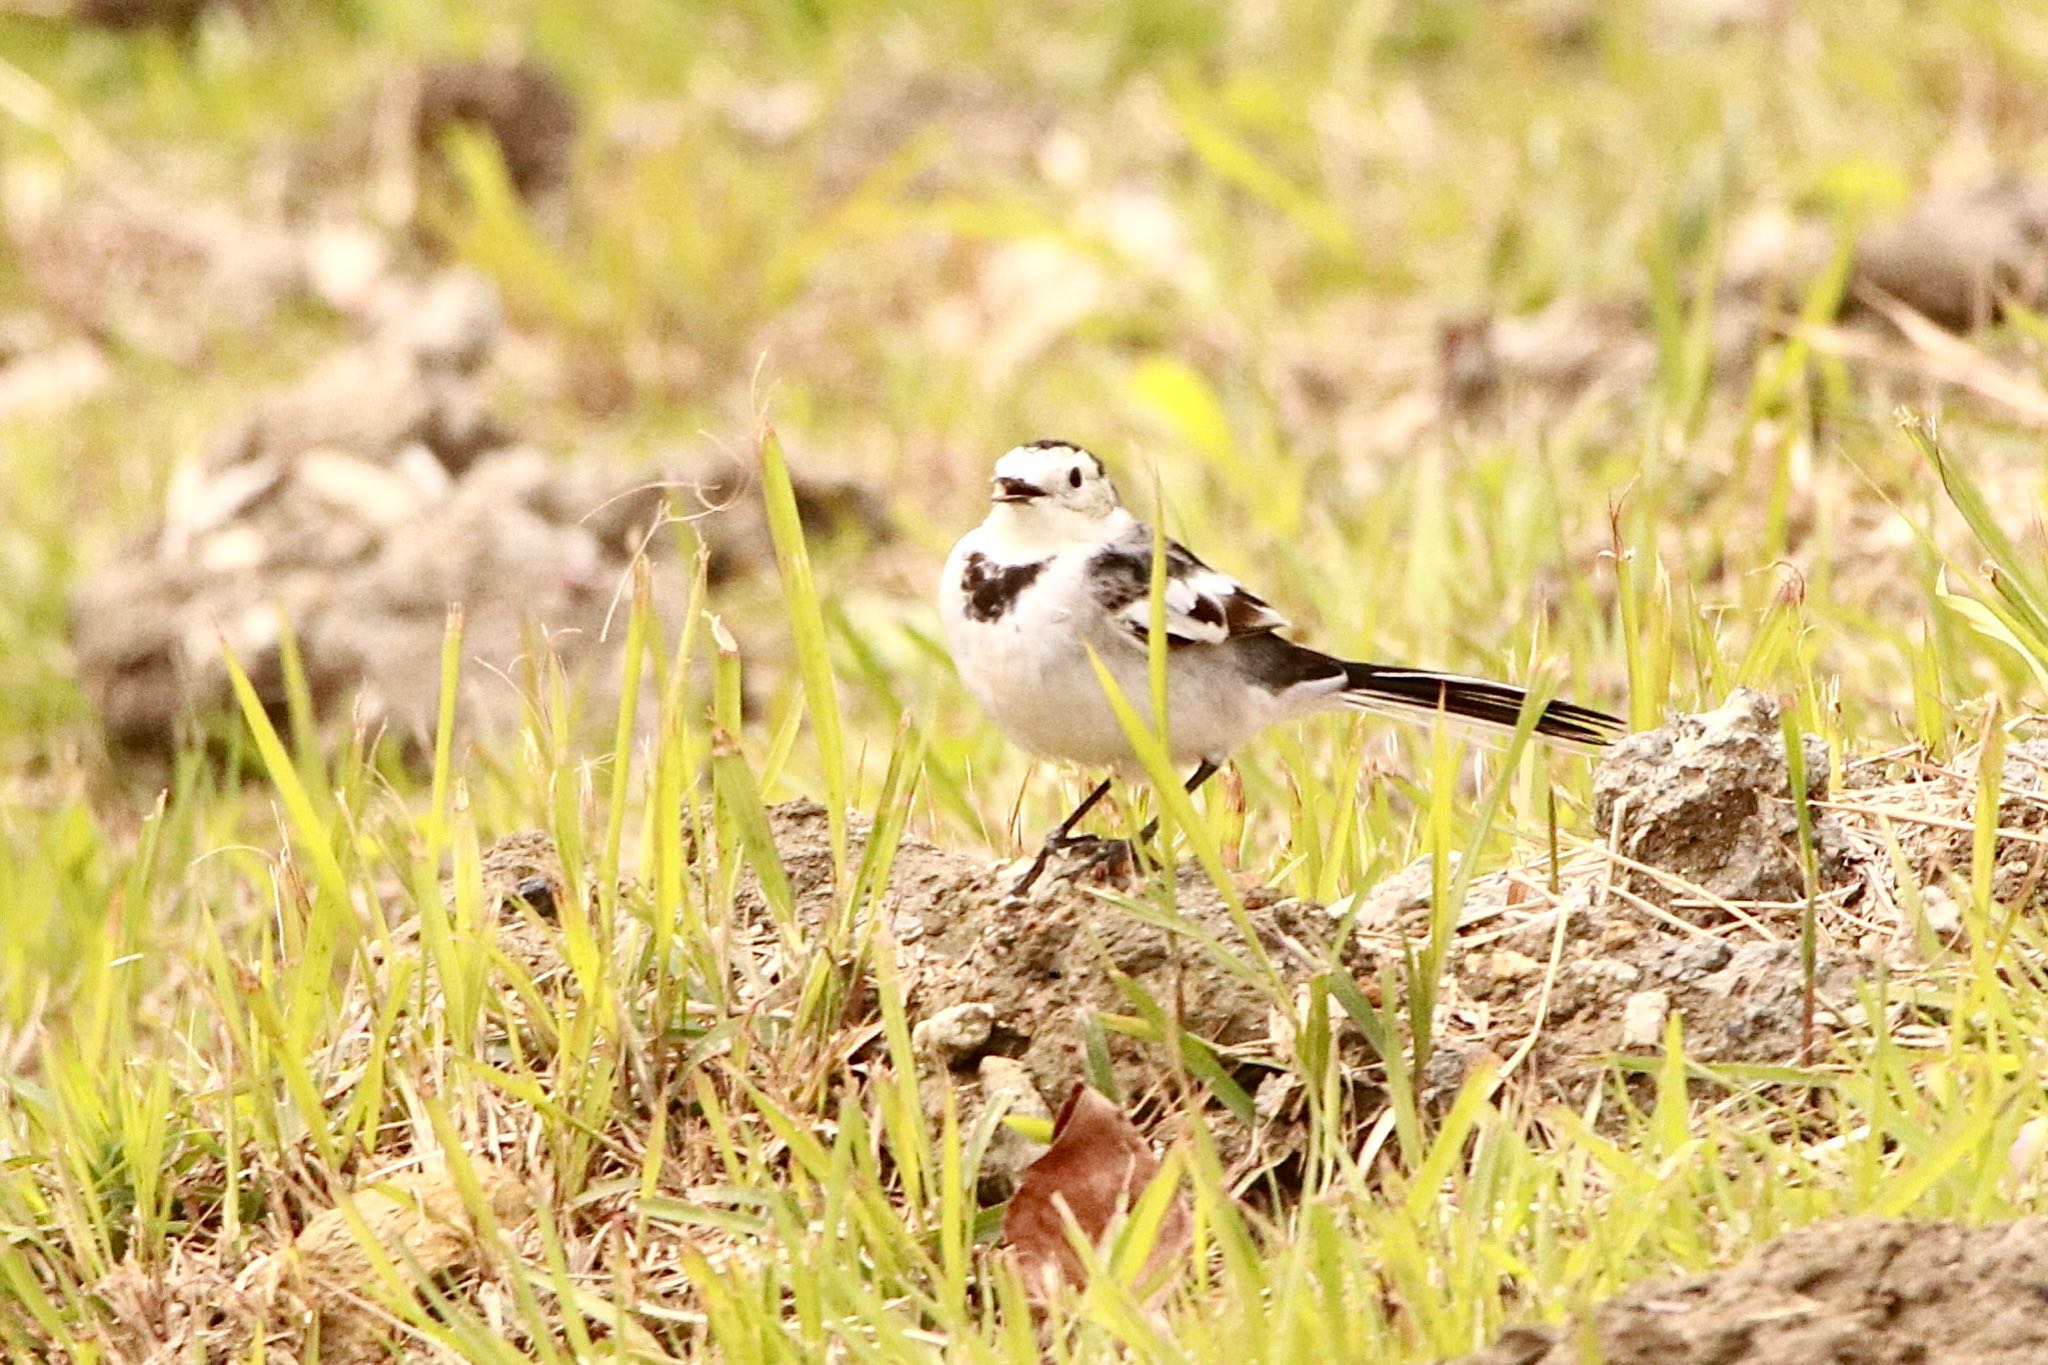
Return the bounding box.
[960,552,1047,623]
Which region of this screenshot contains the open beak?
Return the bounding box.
[991,476,1043,503]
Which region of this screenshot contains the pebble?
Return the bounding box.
[1489,948,1543,982]
[912,1002,994,1065]
[1620,989,1671,1049]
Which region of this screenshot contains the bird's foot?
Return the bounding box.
[1006,832,1148,900]
[1050,834,1145,888]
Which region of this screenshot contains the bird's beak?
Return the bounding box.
[991,477,1042,503]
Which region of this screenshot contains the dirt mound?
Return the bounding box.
[1594,688,1853,919]
[740,800,1372,1184]
[1456,1217,2048,1365]
[720,691,1896,1159]
[1331,692,1875,1103]
[69,274,883,756]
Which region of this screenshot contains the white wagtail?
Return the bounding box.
[939,440,1625,894]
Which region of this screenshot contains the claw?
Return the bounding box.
[1007,829,1140,897]
[1053,835,1144,887]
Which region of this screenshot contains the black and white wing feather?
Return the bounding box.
[1080,521,1627,751]
[1086,531,1288,647]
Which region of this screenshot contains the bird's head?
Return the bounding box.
[984,440,1121,543]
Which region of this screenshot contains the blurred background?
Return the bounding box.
[4,0,2048,858]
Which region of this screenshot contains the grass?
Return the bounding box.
[6,0,2048,1357]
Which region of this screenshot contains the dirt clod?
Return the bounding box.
[1455,1217,2048,1364]
[411,58,580,202]
[1594,688,1851,919]
[1853,181,2048,331]
[914,1002,997,1067]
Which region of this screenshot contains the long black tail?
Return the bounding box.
[1340,661,1625,749]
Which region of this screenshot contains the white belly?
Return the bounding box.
[941,541,1277,770]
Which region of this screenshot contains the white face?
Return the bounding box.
[988,441,1120,522]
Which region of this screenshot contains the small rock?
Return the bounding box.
[1920,883,1963,940]
[296,449,434,529]
[1422,1044,1485,1103]
[385,268,501,374]
[303,222,392,314]
[1254,1071,1297,1122]
[722,81,820,147]
[0,339,112,418]
[913,1002,994,1067]
[2009,1117,2048,1201]
[1661,937,1734,983]
[1489,948,1543,983]
[1620,990,1671,1049]
[1350,853,1458,928]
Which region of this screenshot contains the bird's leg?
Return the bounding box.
[1134,759,1220,846]
[1009,777,1116,896]
[1048,760,1224,890]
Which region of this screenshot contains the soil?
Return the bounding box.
[1454,1217,2048,1365]
[1435,178,2048,436]
[405,696,2035,1191]
[732,799,1377,1184]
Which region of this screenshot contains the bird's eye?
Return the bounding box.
[1067,467,1083,488]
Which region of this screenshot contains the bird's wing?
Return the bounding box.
[1087,531,1289,648]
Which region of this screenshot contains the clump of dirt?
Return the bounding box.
[1456,1217,2048,1365]
[1853,181,2048,331]
[919,872,1361,1099]
[408,57,581,203]
[68,273,884,756]
[745,801,1371,1119]
[1331,693,1886,1105]
[1593,688,1853,920]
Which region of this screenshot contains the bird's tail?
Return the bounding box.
[1338,661,1625,750]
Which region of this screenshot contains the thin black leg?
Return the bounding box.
[1009,777,1115,896]
[1135,759,1221,845]
[1009,761,1222,896]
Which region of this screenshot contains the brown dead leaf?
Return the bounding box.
[1003,1084,1191,1300]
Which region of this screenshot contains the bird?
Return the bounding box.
[938,439,1626,895]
